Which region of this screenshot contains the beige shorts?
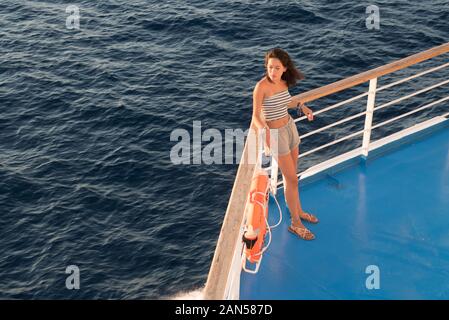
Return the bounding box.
[265,116,301,158]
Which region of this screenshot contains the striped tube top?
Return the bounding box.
[262,89,291,121]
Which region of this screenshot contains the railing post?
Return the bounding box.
[262,128,279,195]
[257,129,263,168]
[270,158,279,195]
[361,77,377,157]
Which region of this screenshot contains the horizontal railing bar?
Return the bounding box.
[372,95,449,131]
[294,91,368,122]
[298,95,449,162]
[263,125,364,172]
[293,42,449,104]
[376,61,449,93]
[301,110,366,138]
[267,95,449,173]
[294,62,449,124]
[274,130,364,184]
[374,78,449,112]
[298,78,449,140]
[299,129,364,159]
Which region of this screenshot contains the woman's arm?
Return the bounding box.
[287,97,300,109]
[288,97,314,121]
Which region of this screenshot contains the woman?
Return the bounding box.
[251,48,319,240]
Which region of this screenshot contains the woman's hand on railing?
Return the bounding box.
[299,102,314,121]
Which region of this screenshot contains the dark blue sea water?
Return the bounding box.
[1,0,448,299]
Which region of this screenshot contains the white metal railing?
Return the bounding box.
[291,61,449,130]
[225,60,449,297]
[263,59,449,191]
[204,43,449,300]
[372,95,449,130]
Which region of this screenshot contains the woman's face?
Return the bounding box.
[266,58,287,82]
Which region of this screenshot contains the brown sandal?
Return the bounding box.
[300,212,319,224]
[288,225,315,240]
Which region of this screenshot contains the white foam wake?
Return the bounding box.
[171,286,205,300]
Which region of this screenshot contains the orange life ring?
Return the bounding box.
[242,170,269,264]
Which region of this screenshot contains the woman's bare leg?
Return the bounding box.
[277,151,303,228]
[289,145,305,215]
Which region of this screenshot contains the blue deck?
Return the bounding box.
[241,120,449,299]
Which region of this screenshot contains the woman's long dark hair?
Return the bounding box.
[264,48,305,87]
